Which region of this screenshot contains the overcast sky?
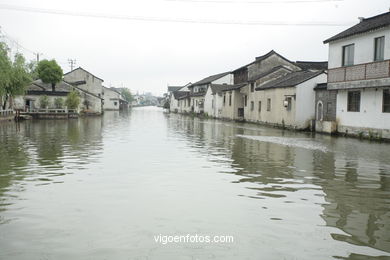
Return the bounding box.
[0,0,389,96]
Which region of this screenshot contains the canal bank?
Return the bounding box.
[0,107,389,260]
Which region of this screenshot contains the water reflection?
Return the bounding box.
[0,108,389,259]
[166,114,390,257]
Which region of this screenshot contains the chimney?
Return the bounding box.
[358,17,365,22]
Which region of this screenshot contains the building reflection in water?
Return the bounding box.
[166,114,390,256]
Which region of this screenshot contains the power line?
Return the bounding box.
[166,0,342,4]
[0,4,352,26]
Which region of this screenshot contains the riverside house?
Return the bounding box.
[219,50,327,128]
[63,67,104,114]
[324,11,390,139]
[102,86,128,110]
[167,83,191,113]
[188,72,233,114]
[13,79,103,114]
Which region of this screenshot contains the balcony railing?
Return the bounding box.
[328,59,390,83]
[25,108,77,113]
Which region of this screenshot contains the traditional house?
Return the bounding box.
[324,11,390,139]
[102,86,128,110]
[14,79,103,113]
[220,50,302,121]
[167,84,191,113]
[254,70,327,129]
[188,72,233,114]
[63,67,104,114]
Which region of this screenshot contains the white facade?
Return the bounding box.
[63,67,104,114]
[328,27,390,69]
[196,73,233,116]
[327,21,390,138]
[102,87,122,110]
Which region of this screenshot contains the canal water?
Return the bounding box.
[0,107,389,260]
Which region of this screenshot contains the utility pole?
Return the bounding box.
[68,59,76,71]
[34,52,43,63]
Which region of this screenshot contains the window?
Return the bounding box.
[114,101,118,106]
[244,95,247,107]
[250,101,254,111]
[383,89,390,113]
[258,101,261,112]
[374,36,385,61]
[267,98,271,111]
[212,99,214,109]
[286,97,292,111]
[342,44,354,66]
[229,95,232,106]
[347,91,361,112]
[250,83,255,92]
[223,95,226,106]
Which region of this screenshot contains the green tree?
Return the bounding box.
[39,95,49,108]
[0,42,32,109]
[37,59,63,91]
[65,90,80,109]
[54,97,64,109]
[27,60,39,80]
[121,88,133,103]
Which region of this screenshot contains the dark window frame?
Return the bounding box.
[342,44,355,66]
[347,91,361,112]
[383,89,390,113]
[250,83,255,92]
[374,36,385,62]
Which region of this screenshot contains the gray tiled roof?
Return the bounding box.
[324,11,390,43]
[168,86,183,92]
[295,61,328,71]
[31,79,72,92]
[173,91,189,99]
[233,50,293,72]
[248,65,292,82]
[220,83,247,92]
[191,72,231,86]
[256,70,324,90]
[209,84,232,94]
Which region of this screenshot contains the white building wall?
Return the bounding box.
[295,73,327,128]
[336,88,390,130]
[328,27,390,69]
[212,74,234,85]
[103,87,121,110]
[203,87,215,117]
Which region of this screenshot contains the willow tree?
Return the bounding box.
[0,42,31,109]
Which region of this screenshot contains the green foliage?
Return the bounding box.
[121,88,133,103]
[66,90,80,109]
[27,60,39,80]
[0,42,32,109]
[54,97,64,109]
[37,59,63,88]
[39,95,49,108]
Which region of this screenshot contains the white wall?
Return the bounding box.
[295,73,327,127]
[336,88,390,130]
[103,87,121,110]
[328,26,390,69]
[212,73,234,85]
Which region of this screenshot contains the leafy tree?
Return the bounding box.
[65,90,80,109]
[54,97,64,109]
[39,95,49,108]
[37,59,63,91]
[27,60,39,80]
[0,42,32,109]
[121,88,133,103]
